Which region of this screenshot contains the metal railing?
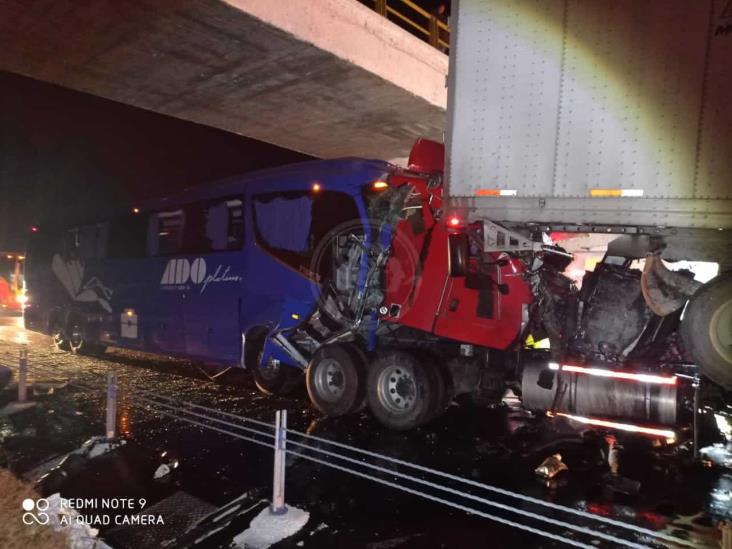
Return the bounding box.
[369,0,449,51]
[0,346,701,549]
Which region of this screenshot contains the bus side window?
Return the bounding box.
[253,190,360,276]
[226,199,244,250]
[253,193,313,271]
[62,229,80,261]
[180,197,244,254]
[108,215,147,258]
[77,224,103,259]
[154,210,184,255]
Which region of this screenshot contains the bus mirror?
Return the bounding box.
[448,233,469,277]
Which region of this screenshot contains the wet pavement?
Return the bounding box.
[0,314,730,548]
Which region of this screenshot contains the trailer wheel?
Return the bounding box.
[306,344,366,417]
[253,352,302,395]
[367,351,438,430]
[681,273,732,389]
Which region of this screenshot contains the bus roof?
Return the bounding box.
[139,157,393,212]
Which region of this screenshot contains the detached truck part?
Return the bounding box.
[444,0,732,387]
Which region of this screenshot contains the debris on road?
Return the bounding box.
[534,453,568,479]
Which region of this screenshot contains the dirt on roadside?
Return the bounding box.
[0,468,67,549]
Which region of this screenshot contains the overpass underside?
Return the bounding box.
[0,0,448,160]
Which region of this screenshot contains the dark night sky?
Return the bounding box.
[0,71,312,251]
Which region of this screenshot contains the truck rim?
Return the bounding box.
[710,298,732,363]
[377,364,416,413]
[312,358,345,402]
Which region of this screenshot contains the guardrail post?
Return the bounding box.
[270,409,288,515]
[693,375,700,460]
[428,15,439,47]
[105,371,117,439]
[18,345,28,403]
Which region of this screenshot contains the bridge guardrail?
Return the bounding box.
[369,0,449,51]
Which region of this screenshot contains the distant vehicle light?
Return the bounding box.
[372,181,389,190]
[30,226,38,233]
[448,216,461,227]
[5,255,12,259]
[132,207,140,214]
[312,183,322,193]
[548,362,677,385]
[125,309,135,317]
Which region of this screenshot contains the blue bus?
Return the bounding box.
[24,157,393,394]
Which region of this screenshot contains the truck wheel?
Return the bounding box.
[418,352,454,421]
[253,353,302,396]
[306,344,366,417]
[367,351,438,430]
[681,273,732,389]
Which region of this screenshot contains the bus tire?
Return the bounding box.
[50,316,69,351]
[367,350,437,431]
[306,344,366,417]
[253,351,302,396]
[681,273,732,389]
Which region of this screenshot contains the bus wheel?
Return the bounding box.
[682,273,732,389]
[66,316,105,356]
[367,351,439,431]
[253,353,302,396]
[306,344,366,417]
[68,317,85,354]
[50,318,69,351]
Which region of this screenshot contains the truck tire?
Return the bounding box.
[367,350,439,430]
[418,352,454,421]
[681,273,732,389]
[306,344,367,417]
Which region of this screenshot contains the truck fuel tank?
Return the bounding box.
[521,359,678,426]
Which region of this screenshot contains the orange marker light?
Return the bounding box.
[372,181,389,190]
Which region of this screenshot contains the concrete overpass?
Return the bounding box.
[0,0,447,161]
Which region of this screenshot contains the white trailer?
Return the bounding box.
[444,0,732,388]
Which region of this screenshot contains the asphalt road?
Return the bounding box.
[0,314,727,548]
